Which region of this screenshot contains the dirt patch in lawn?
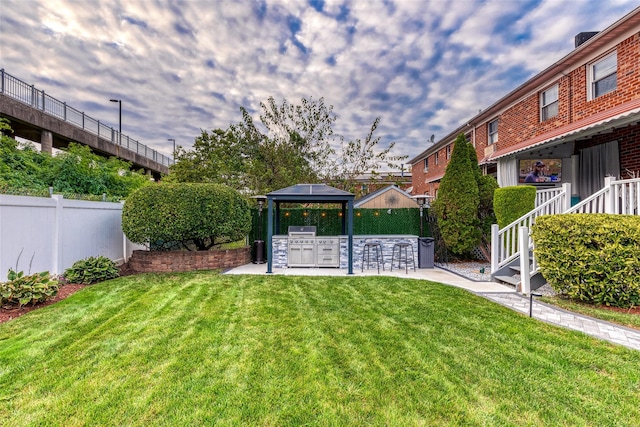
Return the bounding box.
[0,283,87,324]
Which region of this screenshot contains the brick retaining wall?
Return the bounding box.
[126,247,251,273]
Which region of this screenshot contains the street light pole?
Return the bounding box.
[168,138,176,164]
[109,99,121,145]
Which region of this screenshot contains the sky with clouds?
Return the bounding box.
[1,0,638,165]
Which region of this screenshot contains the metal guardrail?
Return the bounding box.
[0,69,173,167]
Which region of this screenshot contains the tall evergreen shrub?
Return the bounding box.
[466,140,498,256]
[432,134,480,255]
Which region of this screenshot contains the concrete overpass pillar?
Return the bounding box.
[41,130,53,154]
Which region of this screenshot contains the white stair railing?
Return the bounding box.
[535,187,565,206]
[491,183,571,274]
[519,176,640,292]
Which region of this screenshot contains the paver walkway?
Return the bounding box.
[226,263,640,351]
[481,292,640,351]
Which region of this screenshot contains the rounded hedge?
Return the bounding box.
[122,183,251,251]
[493,186,537,228]
[532,214,640,308]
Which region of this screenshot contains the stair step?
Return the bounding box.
[495,275,520,286]
[509,265,534,273]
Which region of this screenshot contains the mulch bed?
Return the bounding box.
[0,283,87,324]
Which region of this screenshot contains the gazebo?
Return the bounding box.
[265,184,355,274]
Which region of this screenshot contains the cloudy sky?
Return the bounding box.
[1,0,638,163]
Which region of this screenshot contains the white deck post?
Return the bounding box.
[491,224,499,274]
[562,183,571,212]
[519,226,531,294]
[604,176,615,214]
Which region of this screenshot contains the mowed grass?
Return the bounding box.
[1,272,639,426]
[540,296,640,331]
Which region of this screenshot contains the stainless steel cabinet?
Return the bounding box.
[316,238,339,267]
[287,237,339,267]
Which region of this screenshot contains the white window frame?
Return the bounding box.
[446,144,451,159]
[588,50,617,100]
[434,152,439,165]
[540,84,559,121]
[423,157,429,172]
[488,119,498,145]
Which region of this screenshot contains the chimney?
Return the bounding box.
[575,31,599,48]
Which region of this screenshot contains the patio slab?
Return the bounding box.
[224,263,515,293]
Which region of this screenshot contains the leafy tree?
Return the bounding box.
[330,117,407,197]
[432,133,480,255]
[170,97,404,196]
[42,143,150,198]
[0,119,48,191]
[167,128,248,189]
[251,96,337,178]
[1,118,149,199]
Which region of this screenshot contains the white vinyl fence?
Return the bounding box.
[0,194,145,276]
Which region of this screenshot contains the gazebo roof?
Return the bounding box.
[267,184,354,202]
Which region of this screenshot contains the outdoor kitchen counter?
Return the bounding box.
[272,235,418,270]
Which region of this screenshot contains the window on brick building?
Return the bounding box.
[589,51,617,100]
[488,119,498,145]
[423,157,428,172]
[540,84,558,121]
[435,152,439,165]
[446,144,451,159]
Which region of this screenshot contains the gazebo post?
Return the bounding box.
[267,198,274,274]
[347,199,354,274]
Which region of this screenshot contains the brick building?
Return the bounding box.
[409,7,640,201]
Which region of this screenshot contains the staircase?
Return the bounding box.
[491,177,640,293]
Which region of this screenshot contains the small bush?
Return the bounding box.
[122,183,252,251]
[493,186,537,228]
[532,214,640,308]
[1,269,59,307]
[63,256,119,285]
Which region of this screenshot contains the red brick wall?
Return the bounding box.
[483,33,640,154]
[126,247,251,273]
[411,33,640,193]
[411,143,453,195]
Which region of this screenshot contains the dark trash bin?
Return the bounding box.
[418,237,435,268]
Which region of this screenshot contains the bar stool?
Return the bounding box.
[391,241,416,273]
[361,239,384,273]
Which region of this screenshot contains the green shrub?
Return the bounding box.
[493,186,537,228]
[0,269,59,307]
[532,214,640,308]
[63,256,119,285]
[122,183,252,251]
[432,134,480,255]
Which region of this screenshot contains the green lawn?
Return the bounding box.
[540,296,640,331]
[1,272,639,426]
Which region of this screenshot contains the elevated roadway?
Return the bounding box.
[0,70,170,178]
